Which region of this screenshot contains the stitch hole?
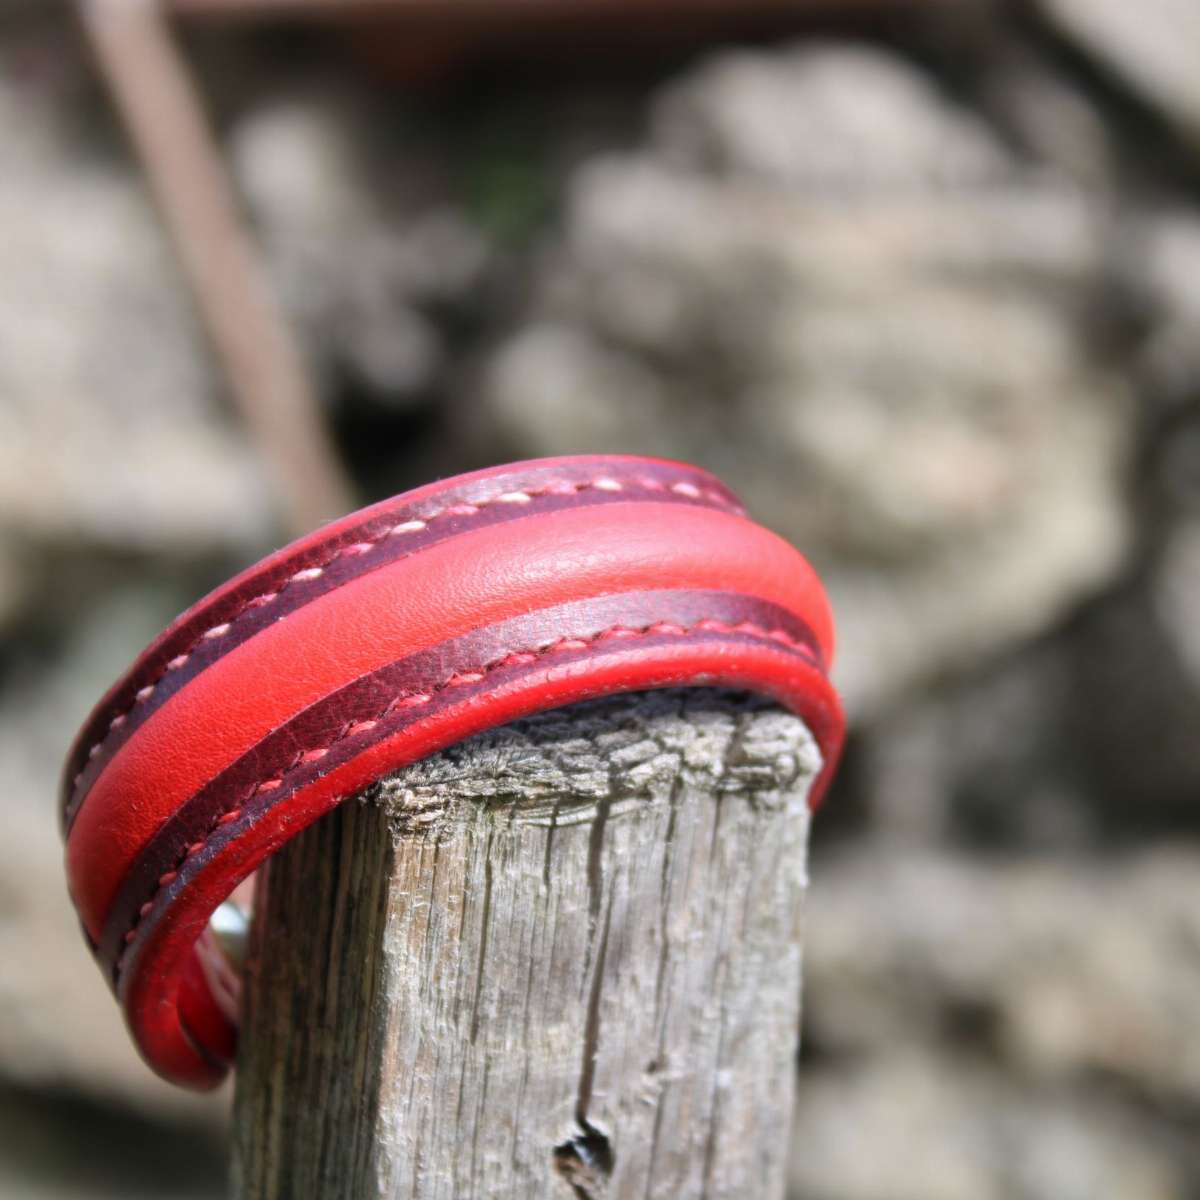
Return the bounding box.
[597,626,639,641]
[389,519,427,535]
[445,671,485,688]
[501,651,539,667]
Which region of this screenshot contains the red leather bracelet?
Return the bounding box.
[61,455,844,1088]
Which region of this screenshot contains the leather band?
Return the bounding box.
[61,455,844,1088]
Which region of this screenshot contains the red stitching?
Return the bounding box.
[112,615,809,974]
[70,472,740,799]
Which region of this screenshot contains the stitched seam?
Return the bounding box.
[111,616,810,976]
[70,472,739,797]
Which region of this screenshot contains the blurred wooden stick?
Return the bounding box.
[80,0,355,537]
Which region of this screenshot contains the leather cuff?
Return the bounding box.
[61,455,844,1088]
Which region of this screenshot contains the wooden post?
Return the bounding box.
[232,688,821,1199]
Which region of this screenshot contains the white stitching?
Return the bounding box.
[69,472,736,804]
[112,612,809,973]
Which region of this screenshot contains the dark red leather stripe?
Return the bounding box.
[62,461,739,832]
[100,589,817,981]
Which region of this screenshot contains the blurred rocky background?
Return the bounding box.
[1,0,1198,1196]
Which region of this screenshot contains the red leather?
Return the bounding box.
[61,455,844,1088]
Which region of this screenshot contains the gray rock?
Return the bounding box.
[0,29,271,565]
[1158,518,1200,684]
[229,95,490,404]
[652,43,1013,188]
[1058,573,1200,833]
[1036,0,1200,147]
[981,52,1116,189]
[0,582,229,1125]
[790,1052,1190,1200]
[1054,515,1200,828]
[792,844,1200,1197]
[806,846,1200,1105]
[478,43,1133,717]
[1126,212,1200,417]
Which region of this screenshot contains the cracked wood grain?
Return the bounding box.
[232,689,820,1199]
